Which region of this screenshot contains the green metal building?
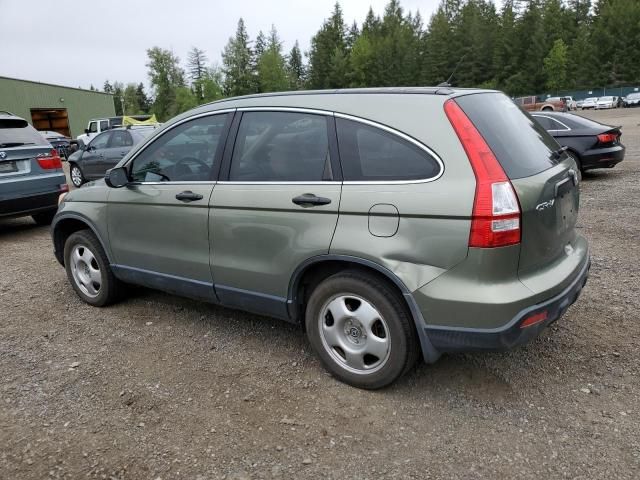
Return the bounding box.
[0,76,115,138]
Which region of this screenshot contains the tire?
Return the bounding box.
[305,271,419,389]
[64,229,122,307]
[70,163,85,188]
[32,209,56,225]
[565,150,583,181]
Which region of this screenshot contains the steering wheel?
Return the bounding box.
[173,157,210,178]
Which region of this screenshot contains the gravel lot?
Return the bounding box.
[1,108,639,479]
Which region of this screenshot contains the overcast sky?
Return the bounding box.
[0,0,461,91]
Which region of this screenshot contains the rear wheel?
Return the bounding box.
[305,271,419,389]
[64,230,122,307]
[32,209,56,225]
[70,164,84,187]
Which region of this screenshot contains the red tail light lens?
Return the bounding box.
[597,133,617,144]
[444,99,521,248]
[36,149,63,169]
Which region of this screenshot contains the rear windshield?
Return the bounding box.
[455,93,559,179]
[0,119,49,147]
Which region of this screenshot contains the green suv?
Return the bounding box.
[52,88,590,389]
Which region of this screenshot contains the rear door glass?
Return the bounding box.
[455,93,560,179]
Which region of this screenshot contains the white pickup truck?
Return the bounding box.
[76,115,153,147]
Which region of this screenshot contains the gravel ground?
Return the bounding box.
[1,108,639,479]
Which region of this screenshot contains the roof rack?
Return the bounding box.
[0,110,15,116]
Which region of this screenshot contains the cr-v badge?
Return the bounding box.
[536,198,555,211]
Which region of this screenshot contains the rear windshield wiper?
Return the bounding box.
[0,142,35,148]
[551,145,569,160]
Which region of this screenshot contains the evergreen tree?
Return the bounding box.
[222,18,255,96]
[113,81,125,116]
[187,47,208,100]
[103,80,113,94]
[287,41,306,90]
[307,2,348,89]
[257,25,289,92]
[135,83,150,113]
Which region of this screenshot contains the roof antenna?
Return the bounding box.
[437,54,466,87]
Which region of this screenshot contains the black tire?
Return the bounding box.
[32,209,56,225]
[63,229,122,307]
[70,163,85,188]
[565,150,583,181]
[305,271,419,389]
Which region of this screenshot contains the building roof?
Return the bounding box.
[0,76,113,96]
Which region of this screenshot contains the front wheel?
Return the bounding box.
[64,230,122,306]
[70,164,85,187]
[305,271,419,389]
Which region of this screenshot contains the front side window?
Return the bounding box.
[109,130,133,148]
[89,132,111,150]
[130,113,229,182]
[336,118,441,181]
[88,122,97,133]
[229,111,330,182]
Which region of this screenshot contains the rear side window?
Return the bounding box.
[109,131,133,148]
[100,120,109,131]
[0,118,49,146]
[456,93,560,179]
[336,118,440,181]
[230,111,330,182]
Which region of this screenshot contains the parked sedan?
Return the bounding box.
[0,112,68,224]
[581,97,598,109]
[68,126,155,187]
[596,96,616,109]
[531,111,625,174]
[623,92,640,108]
[40,130,74,159]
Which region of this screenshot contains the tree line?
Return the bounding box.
[103,0,640,121]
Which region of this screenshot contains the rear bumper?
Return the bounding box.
[423,258,590,353]
[581,145,625,170]
[0,190,61,218]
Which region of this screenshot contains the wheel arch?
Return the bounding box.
[287,255,441,363]
[52,213,112,266]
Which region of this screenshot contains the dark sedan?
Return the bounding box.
[531,112,625,174]
[68,126,155,187]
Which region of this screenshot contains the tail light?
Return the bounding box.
[444,99,521,248]
[597,132,618,144]
[36,149,62,169]
[59,183,69,193]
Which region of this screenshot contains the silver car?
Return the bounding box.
[0,112,68,225]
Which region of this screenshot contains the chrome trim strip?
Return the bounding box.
[217,181,340,185]
[532,114,571,131]
[129,181,217,186]
[236,106,332,116]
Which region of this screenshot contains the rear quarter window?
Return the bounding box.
[336,117,441,181]
[455,93,559,179]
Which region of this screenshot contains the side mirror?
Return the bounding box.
[105,167,129,188]
[86,145,95,152]
[84,128,90,135]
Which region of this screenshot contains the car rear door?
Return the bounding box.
[107,112,232,301]
[209,109,341,318]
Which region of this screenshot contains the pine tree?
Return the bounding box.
[222,18,255,96]
[135,83,150,113]
[187,47,208,100]
[287,41,306,90]
[543,38,569,92]
[257,25,289,92]
[307,2,348,89]
[103,80,113,93]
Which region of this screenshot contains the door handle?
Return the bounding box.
[292,193,331,207]
[175,190,203,202]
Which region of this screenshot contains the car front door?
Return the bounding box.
[107,112,233,301]
[101,130,133,172]
[210,109,342,318]
[82,131,112,179]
